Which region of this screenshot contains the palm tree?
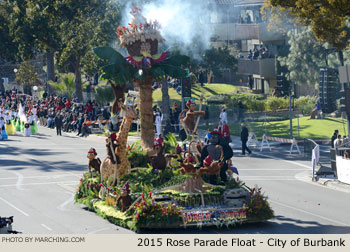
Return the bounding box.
[94,46,189,151]
[48,73,75,100]
[94,83,115,105]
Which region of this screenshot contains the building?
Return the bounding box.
[208,0,288,94]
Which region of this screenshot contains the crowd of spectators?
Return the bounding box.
[0,86,113,137]
[247,45,270,60]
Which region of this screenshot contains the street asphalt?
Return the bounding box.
[1,126,350,234]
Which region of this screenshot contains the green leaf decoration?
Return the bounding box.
[94,46,126,64]
[94,46,137,84]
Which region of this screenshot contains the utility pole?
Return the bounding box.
[289,82,293,139]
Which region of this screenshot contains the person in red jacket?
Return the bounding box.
[64,99,71,109]
[218,121,231,145]
[56,103,62,111]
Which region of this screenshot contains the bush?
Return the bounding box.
[246,98,266,112]
[207,94,230,104]
[228,93,265,112]
[294,96,317,114]
[265,97,289,111]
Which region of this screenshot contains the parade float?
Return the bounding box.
[75,132,274,232]
[75,6,274,232]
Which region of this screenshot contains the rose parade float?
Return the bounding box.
[75,130,274,231]
[75,6,274,232]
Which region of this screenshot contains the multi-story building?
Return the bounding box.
[208,0,287,94]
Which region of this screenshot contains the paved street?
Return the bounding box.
[1,126,350,234]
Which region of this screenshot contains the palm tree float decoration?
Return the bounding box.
[94,5,189,152]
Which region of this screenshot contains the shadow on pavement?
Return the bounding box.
[139,215,350,234]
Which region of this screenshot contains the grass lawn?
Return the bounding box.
[152,83,238,104]
[201,117,349,140]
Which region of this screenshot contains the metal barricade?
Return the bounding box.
[330,148,337,173]
[304,138,317,158]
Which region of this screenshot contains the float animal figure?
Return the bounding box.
[179,141,197,175]
[149,137,167,173]
[115,99,138,179]
[100,132,120,185]
[179,98,205,135]
[87,148,101,178]
[116,181,132,212]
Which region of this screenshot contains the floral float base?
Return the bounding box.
[75,171,274,232]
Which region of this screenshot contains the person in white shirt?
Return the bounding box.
[155,112,161,136]
[219,107,227,124]
[334,135,343,155]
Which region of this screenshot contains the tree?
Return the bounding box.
[201,46,237,84]
[5,0,60,80]
[15,61,40,95]
[265,0,350,50]
[0,1,19,62]
[48,73,75,99]
[278,26,350,95]
[55,0,120,101]
[5,0,36,60]
[94,84,115,105]
[25,0,61,82]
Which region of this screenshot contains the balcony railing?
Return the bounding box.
[209,23,284,42]
[237,58,276,77]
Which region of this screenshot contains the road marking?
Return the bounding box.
[0,181,78,187]
[57,193,75,211]
[41,224,52,231]
[241,169,309,171]
[0,197,29,217]
[240,178,296,181]
[252,153,312,169]
[87,227,111,234]
[269,199,349,226]
[57,183,77,193]
[9,171,25,191]
[0,173,82,180]
[240,176,298,177]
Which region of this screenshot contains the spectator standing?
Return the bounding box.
[47,109,55,128]
[155,112,162,136]
[331,130,339,148]
[245,13,252,24]
[240,123,252,155]
[248,76,254,90]
[219,107,227,124]
[334,135,342,155]
[198,71,205,87]
[55,113,63,136]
